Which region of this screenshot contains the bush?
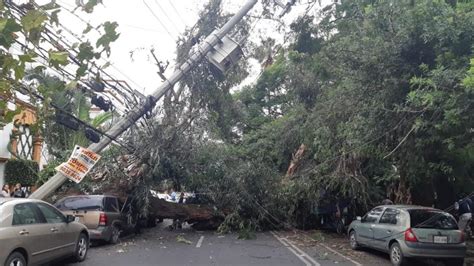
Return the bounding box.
[5,159,39,186]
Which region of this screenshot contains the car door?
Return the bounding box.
[357,207,384,247]
[105,197,121,225]
[373,208,401,251]
[36,202,77,257]
[11,202,56,264]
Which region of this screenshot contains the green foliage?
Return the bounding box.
[171,0,474,229]
[5,159,39,186]
[0,1,119,126]
[37,161,60,186]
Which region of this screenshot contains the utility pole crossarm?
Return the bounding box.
[30,0,258,200]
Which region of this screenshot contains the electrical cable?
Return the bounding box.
[152,0,182,32]
[166,0,189,27]
[142,0,176,40]
[15,81,136,153]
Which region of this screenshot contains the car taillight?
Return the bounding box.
[99,212,107,226]
[460,231,465,243]
[404,228,418,242]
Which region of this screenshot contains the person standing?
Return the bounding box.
[170,189,177,203]
[178,192,185,204]
[1,184,10,197]
[455,194,472,233]
[11,183,25,198]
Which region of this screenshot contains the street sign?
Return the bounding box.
[55,145,101,183]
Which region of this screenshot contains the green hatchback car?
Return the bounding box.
[348,205,466,266]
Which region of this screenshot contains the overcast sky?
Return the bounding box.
[49,0,326,95]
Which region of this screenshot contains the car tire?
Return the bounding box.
[74,233,89,262]
[109,225,121,244]
[349,230,360,250]
[389,242,408,266]
[445,258,464,266]
[336,219,345,235]
[5,252,27,266]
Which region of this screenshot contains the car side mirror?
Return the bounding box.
[66,215,76,223]
[356,216,362,221]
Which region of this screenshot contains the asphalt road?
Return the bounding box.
[54,220,387,266]
[54,221,471,266]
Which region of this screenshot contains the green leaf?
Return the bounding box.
[83,24,93,34]
[0,19,21,48]
[4,108,21,123]
[66,80,78,90]
[0,81,11,93]
[76,64,88,78]
[41,1,60,10]
[48,50,69,68]
[77,42,95,62]
[21,10,48,32]
[50,10,60,26]
[96,21,120,56]
[82,0,103,13]
[101,61,111,69]
[14,64,25,80]
[0,18,8,32]
[19,53,36,63]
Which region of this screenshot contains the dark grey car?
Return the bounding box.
[347,205,466,266]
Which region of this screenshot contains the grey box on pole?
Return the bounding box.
[207,35,243,73]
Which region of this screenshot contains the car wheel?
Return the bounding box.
[109,225,121,244]
[390,242,408,266]
[336,220,345,235]
[445,258,464,266]
[349,230,360,250]
[6,252,27,266]
[74,233,89,262]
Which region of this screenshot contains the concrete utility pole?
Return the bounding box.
[30,0,258,200]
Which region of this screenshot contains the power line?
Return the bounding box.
[142,0,176,40]
[166,0,189,27]
[6,2,137,113]
[152,0,182,33]
[14,80,135,153]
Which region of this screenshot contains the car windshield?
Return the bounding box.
[409,209,458,230]
[55,196,103,211]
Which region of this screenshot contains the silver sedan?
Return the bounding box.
[347,205,466,266]
[0,198,90,266]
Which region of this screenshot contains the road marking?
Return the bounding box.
[196,235,204,248]
[318,243,362,266]
[271,231,320,266]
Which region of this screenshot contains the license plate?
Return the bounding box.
[433,236,448,244]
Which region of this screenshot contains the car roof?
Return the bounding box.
[378,205,440,211]
[0,198,47,206]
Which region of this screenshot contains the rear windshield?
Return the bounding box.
[55,196,103,211]
[408,209,458,230]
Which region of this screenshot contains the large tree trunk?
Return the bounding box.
[148,197,225,229]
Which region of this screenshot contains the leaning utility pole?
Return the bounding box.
[30,0,258,200]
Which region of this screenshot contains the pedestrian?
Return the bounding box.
[178,192,185,204]
[170,188,177,202]
[11,183,25,198]
[454,193,472,233]
[1,184,10,197]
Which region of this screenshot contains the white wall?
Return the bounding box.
[0,163,5,188]
[0,123,14,159]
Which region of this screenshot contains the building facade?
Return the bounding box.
[0,97,46,188]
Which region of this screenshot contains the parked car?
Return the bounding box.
[55,195,134,244]
[347,205,466,266]
[0,198,89,266]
